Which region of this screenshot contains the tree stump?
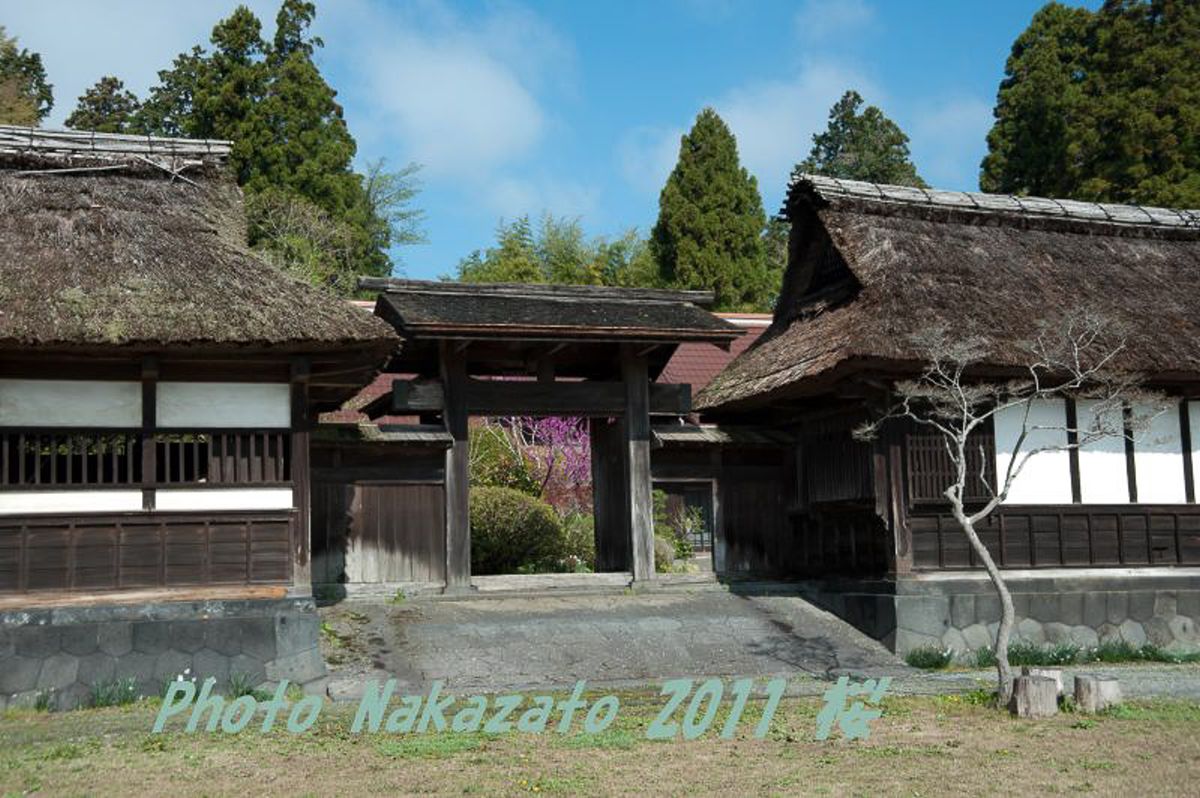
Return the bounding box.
[1074,676,1121,713]
[1009,675,1058,718]
[1021,666,1063,696]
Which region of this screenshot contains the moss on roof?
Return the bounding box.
[0,152,396,349]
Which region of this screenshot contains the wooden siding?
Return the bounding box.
[311,481,446,584]
[805,430,873,504]
[0,512,293,593]
[311,442,447,585]
[910,506,1200,569]
[793,509,890,577]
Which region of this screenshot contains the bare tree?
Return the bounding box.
[855,309,1165,706]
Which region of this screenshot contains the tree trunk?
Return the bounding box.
[956,516,1016,706]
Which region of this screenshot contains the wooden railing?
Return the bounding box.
[1,430,290,489]
[0,430,141,487]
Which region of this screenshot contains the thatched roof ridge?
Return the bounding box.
[0,128,397,351]
[792,173,1200,236]
[697,176,1200,412]
[367,278,742,344]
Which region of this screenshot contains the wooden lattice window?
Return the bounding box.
[907,426,997,505]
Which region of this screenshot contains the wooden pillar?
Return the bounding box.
[621,346,655,581]
[590,417,630,571]
[886,425,913,576]
[710,447,725,574]
[290,358,312,595]
[440,342,472,593]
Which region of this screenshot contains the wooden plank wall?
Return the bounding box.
[0,512,292,593]
[310,443,446,585]
[910,506,1200,569]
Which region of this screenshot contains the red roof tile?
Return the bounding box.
[657,316,767,392]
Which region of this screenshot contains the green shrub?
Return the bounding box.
[558,512,596,572]
[654,535,676,573]
[470,486,563,575]
[90,676,139,708]
[469,424,539,496]
[973,646,997,668]
[905,645,954,670]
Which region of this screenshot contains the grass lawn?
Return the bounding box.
[2,687,1198,796]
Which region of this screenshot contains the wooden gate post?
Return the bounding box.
[441,342,472,593]
[289,358,313,596]
[590,417,630,571]
[622,346,655,581]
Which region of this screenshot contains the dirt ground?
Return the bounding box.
[2,689,1198,796]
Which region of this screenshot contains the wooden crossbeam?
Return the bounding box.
[374,377,691,417]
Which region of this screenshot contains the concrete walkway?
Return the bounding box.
[319,585,913,699]
[317,585,1200,701]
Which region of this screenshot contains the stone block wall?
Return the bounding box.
[796,570,1200,658]
[0,598,326,711]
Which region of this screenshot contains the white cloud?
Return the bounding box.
[323,1,573,182]
[907,97,994,190]
[794,0,876,42]
[484,175,599,221]
[617,124,685,196]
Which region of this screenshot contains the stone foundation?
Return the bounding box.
[796,568,1200,658]
[0,597,326,711]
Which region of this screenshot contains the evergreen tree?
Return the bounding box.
[650,108,769,311]
[0,27,52,125]
[66,77,141,133]
[798,90,926,187]
[982,0,1200,207]
[132,2,422,290]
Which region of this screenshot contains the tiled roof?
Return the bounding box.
[657,315,769,392]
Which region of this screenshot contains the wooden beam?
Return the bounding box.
[385,377,692,417]
[140,357,158,511]
[440,342,472,593]
[1066,399,1082,504]
[622,345,655,581]
[1181,400,1195,504]
[1124,405,1139,503]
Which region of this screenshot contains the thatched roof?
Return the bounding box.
[697,174,1200,411]
[0,126,397,351]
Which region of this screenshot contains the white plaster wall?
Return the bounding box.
[154,488,294,512]
[1192,403,1200,502]
[1077,400,1130,504]
[1132,402,1187,503]
[157,382,290,429]
[0,379,141,427]
[0,490,144,515]
[994,399,1072,504]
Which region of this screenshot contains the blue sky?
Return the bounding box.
[8,0,1095,279]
